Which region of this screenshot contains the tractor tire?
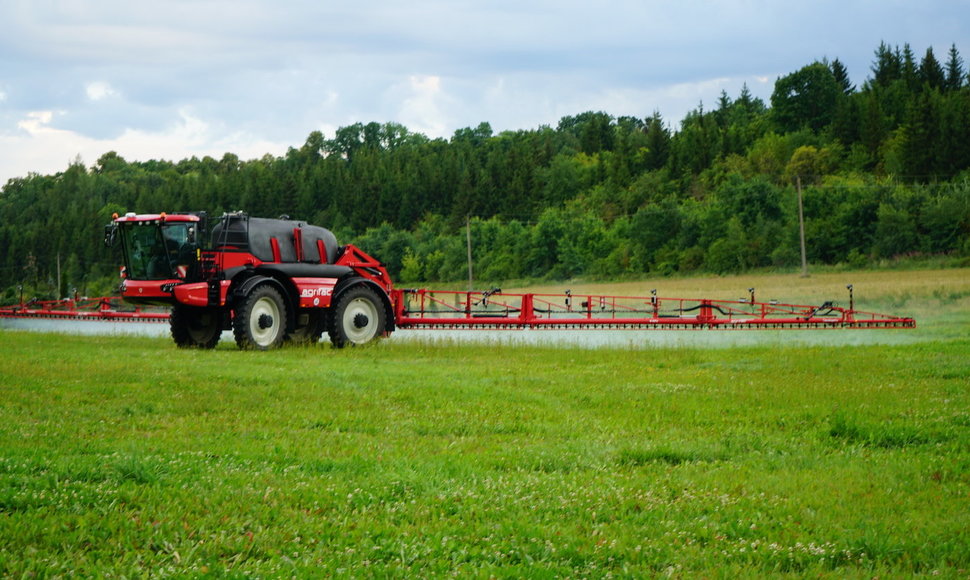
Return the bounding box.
[233,284,288,350]
[287,309,326,344]
[328,286,386,348]
[170,305,222,349]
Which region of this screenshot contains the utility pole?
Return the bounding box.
[796,175,809,278]
[466,215,474,292]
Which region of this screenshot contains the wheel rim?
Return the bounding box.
[341,297,380,344]
[249,296,281,346]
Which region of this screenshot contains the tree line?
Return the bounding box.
[1,41,969,300]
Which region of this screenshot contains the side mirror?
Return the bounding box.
[104,224,118,248]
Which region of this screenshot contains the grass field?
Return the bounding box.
[1,268,968,577]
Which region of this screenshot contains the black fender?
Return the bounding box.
[228,274,296,330]
[333,276,395,332]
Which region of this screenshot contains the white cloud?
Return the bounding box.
[393,75,451,138]
[17,110,61,135]
[85,81,118,101]
[0,108,289,184]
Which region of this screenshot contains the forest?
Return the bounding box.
[1,41,969,301]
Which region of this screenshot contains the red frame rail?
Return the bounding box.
[0,297,169,323]
[391,289,916,330]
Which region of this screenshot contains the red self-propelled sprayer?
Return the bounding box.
[0,212,916,348]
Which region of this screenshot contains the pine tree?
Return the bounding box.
[643,112,670,171]
[870,41,902,87]
[944,44,965,91]
[830,58,855,94]
[919,46,946,90]
[901,44,918,89]
[901,89,942,181]
[939,89,970,176]
[715,90,732,129]
[737,83,755,109]
[859,90,886,163]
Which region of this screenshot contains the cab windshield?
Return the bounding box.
[122,223,196,280]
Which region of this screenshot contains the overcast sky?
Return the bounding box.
[1,0,968,185]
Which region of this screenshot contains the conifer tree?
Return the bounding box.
[901,89,942,180]
[919,46,946,90]
[870,42,902,87]
[944,44,965,90]
[643,112,670,171]
[901,44,918,89]
[830,58,855,94]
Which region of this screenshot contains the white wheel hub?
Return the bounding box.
[341,297,379,344]
[250,296,281,346]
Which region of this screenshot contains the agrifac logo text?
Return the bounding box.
[300,287,332,298]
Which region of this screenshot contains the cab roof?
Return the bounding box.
[113,212,201,223]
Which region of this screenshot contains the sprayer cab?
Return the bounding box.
[105,212,207,305]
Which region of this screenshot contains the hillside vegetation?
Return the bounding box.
[1,42,969,301]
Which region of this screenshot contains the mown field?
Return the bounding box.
[1,268,968,577]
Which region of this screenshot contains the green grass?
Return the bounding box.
[0,329,968,577]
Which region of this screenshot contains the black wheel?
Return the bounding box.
[170,305,222,349]
[287,309,326,344]
[328,286,387,348]
[233,284,288,350]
